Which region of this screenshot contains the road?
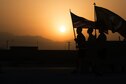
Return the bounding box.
[0,67,126,84]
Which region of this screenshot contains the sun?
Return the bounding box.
[59,26,66,33]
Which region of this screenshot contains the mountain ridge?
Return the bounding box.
[0,32,75,50]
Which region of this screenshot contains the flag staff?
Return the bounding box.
[69,9,77,39]
[93,2,97,38]
[69,9,78,50]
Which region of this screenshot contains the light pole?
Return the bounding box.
[67,42,71,50]
[6,40,9,49]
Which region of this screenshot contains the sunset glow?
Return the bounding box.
[0,0,125,42]
[59,26,66,33]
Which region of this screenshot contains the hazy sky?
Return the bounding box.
[0,0,126,42]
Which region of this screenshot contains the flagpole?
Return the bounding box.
[69,9,78,50]
[94,2,97,38]
[69,9,77,39]
[72,25,76,39]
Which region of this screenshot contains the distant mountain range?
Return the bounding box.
[0,32,76,50]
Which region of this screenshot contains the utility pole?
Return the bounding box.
[37,40,38,47]
[67,42,71,50]
[6,40,9,49]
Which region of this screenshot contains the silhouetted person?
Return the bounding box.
[87,27,96,49]
[87,28,96,42]
[74,27,86,73]
[75,27,86,50]
[87,28,96,73]
[97,29,107,42]
[97,29,107,59]
[96,29,107,75]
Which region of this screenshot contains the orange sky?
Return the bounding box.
[0,0,126,42]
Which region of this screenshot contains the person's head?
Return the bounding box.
[76,27,82,34]
[87,28,93,34]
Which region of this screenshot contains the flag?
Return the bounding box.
[70,11,94,28]
[95,6,126,37]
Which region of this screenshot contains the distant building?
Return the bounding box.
[10,46,38,51]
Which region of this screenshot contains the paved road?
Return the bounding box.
[0,67,126,84]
